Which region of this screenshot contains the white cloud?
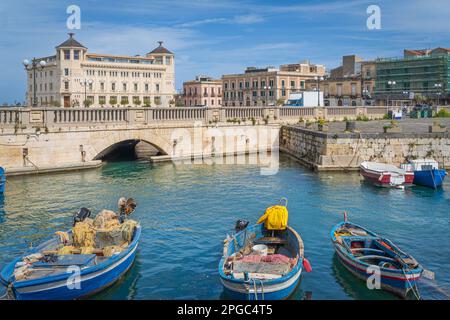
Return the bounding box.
[232,14,264,24]
[176,14,264,28]
[177,18,228,28]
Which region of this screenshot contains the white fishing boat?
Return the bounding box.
[360,161,414,188]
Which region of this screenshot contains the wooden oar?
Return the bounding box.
[387,245,435,280]
[375,238,435,280]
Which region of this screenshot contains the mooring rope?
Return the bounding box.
[401,268,421,300]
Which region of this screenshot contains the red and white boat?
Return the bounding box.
[360,161,414,188]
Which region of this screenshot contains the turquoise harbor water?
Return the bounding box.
[0,154,449,300]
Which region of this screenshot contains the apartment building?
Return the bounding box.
[375,48,450,106]
[182,76,222,107]
[306,55,376,106]
[221,61,326,107]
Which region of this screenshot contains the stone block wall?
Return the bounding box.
[281,126,450,171]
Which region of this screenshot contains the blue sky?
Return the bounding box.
[0,0,449,103]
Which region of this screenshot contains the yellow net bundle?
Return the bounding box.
[57,245,77,255]
[103,245,124,257]
[72,220,96,248]
[121,220,138,242]
[93,210,118,229]
[257,205,289,231]
[55,209,138,256]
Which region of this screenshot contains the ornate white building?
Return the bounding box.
[25,33,176,108]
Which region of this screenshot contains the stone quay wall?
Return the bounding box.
[281,126,450,171]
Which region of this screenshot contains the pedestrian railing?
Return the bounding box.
[0,106,389,129]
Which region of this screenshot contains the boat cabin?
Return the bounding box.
[401,159,439,172]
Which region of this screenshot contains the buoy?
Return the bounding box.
[303,258,312,273]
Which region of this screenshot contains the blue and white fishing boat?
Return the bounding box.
[0,167,5,194]
[219,223,310,300]
[401,159,447,189]
[0,226,140,300]
[0,200,140,300]
[331,215,423,299]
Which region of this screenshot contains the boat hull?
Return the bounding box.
[360,164,414,188]
[334,244,421,298]
[220,265,302,300]
[413,169,447,189]
[331,222,422,298]
[1,226,141,300]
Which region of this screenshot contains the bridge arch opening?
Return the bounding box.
[94,139,167,162]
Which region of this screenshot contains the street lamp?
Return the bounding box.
[434,83,443,106]
[263,85,272,106]
[314,76,324,107]
[82,79,93,107]
[387,80,397,106]
[23,58,46,107]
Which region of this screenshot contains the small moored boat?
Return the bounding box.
[401,159,447,189]
[0,167,5,195]
[331,214,423,299]
[0,198,140,300]
[219,199,311,300]
[360,161,414,188]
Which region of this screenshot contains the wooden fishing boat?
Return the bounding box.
[0,199,140,300]
[219,223,310,300]
[331,216,423,298]
[360,161,414,188]
[401,159,447,189]
[0,226,140,300]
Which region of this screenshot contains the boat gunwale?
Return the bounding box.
[360,162,411,176]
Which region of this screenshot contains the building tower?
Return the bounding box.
[147,41,176,106]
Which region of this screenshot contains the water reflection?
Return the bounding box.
[331,254,396,300]
[90,252,142,300]
[0,195,4,224]
[0,155,448,300]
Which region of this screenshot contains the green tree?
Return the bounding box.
[120,97,129,106]
[109,96,117,106]
[134,97,142,107]
[83,99,92,108]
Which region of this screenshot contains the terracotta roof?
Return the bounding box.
[56,33,86,49]
[149,41,173,54]
[432,47,450,53]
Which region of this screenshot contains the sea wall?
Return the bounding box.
[280,126,450,171]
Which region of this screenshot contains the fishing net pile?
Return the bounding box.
[12,199,138,282]
[56,209,138,257]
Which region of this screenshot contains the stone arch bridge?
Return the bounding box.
[0,106,387,174]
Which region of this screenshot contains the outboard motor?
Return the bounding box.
[73,207,91,226]
[235,219,249,233]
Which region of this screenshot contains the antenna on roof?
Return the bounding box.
[158,41,163,47]
[68,32,75,38]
